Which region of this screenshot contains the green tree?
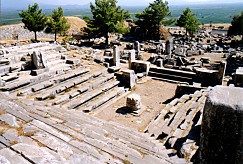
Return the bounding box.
[45,7,70,41]
[135,0,174,40]
[84,0,130,46]
[176,8,200,36]
[19,3,47,41]
[228,11,243,36]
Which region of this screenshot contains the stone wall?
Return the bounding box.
[0,24,55,40]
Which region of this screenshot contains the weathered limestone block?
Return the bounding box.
[31,51,47,69]
[128,50,136,69]
[0,114,19,127]
[126,94,142,111]
[200,86,243,164]
[0,148,31,164]
[113,45,120,67]
[121,69,136,88]
[234,67,243,87]
[11,143,63,163]
[131,60,150,75]
[165,39,173,57]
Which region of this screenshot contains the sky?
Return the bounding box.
[27,0,243,6]
[1,0,243,9]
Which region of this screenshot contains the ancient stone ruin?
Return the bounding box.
[0,24,242,163]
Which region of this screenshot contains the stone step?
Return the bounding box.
[0,148,31,164]
[24,108,169,163]
[146,90,206,138]
[155,100,195,142]
[35,106,169,159]
[79,86,124,112]
[64,74,115,109]
[33,69,91,100]
[52,68,90,84]
[0,78,31,91]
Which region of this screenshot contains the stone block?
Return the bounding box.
[121,69,136,88]
[0,114,19,127]
[234,67,243,87]
[131,60,150,75]
[200,86,243,164]
[126,94,142,111]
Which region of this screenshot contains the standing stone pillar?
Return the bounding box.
[134,41,140,52]
[200,86,243,164]
[134,41,141,59]
[128,50,136,69]
[217,60,227,85]
[113,45,120,67]
[165,39,172,58]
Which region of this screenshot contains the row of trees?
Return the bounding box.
[19,1,199,43]
[21,0,243,44]
[19,3,70,41]
[85,0,200,43]
[19,0,243,45]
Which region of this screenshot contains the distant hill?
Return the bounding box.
[1,2,243,26]
[1,0,32,10]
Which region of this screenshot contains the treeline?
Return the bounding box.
[19,0,243,43]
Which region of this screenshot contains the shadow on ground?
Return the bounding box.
[116,106,133,115]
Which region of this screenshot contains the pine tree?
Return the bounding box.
[135,0,174,40]
[176,8,200,36]
[19,3,47,41]
[45,7,70,41]
[228,11,243,36]
[84,0,130,46]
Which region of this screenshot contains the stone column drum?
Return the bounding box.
[113,45,120,67]
[200,86,243,164]
[126,94,142,111]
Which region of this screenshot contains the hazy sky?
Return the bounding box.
[28,0,243,6]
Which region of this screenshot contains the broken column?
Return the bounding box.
[134,41,141,59]
[128,50,136,69]
[217,60,227,85]
[134,41,140,52]
[165,39,173,58]
[200,86,243,164]
[126,94,142,111]
[31,51,47,69]
[113,45,120,67]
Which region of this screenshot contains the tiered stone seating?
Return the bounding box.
[0,93,186,163]
[145,89,209,161]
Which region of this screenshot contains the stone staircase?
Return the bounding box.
[0,43,126,113]
[145,89,209,162]
[148,66,196,84]
[0,94,186,163]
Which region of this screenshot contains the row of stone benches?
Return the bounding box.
[145,89,209,162]
[0,94,186,163]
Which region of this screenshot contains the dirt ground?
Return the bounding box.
[94,78,177,132]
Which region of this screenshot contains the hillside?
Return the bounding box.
[0,17,87,41]
[66,16,87,35]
